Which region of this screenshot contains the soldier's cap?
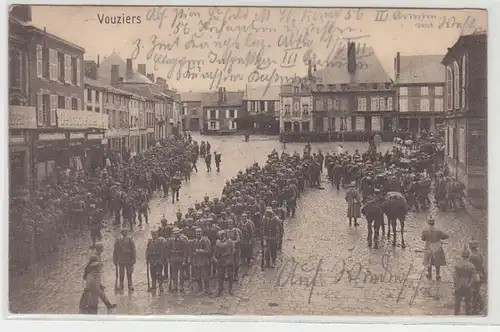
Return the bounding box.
[195,227,203,232]
[173,227,181,234]
[217,230,226,236]
[265,207,274,213]
[185,217,194,223]
[469,240,479,248]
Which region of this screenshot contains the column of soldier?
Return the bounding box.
[112,148,322,298]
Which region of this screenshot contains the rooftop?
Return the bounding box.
[180,91,204,102]
[244,85,280,101]
[201,90,244,107]
[98,53,154,85]
[396,55,446,85]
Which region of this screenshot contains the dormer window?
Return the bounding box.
[340,84,348,91]
[377,83,386,90]
[293,86,299,94]
[316,84,324,91]
[328,84,335,91]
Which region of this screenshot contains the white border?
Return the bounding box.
[1,0,498,329]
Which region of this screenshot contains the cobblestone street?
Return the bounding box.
[9,135,487,316]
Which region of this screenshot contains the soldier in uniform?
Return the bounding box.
[469,240,485,314]
[205,153,212,172]
[137,190,150,227]
[454,246,477,315]
[182,217,196,280]
[166,227,189,292]
[146,230,165,292]
[226,219,242,281]
[214,151,222,172]
[89,204,104,248]
[238,213,255,266]
[214,230,235,296]
[113,228,136,291]
[263,208,280,268]
[421,217,449,281]
[170,172,182,204]
[191,228,212,294]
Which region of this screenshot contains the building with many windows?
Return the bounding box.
[442,33,487,206]
[244,85,280,134]
[202,88,245,134]
[9,5,108,191]
[394,53,446,133]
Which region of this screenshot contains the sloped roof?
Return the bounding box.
[245,85,280,101]
[397,55,445,84]
[202,91,244,107]
[180,91,203,102]
[312,47,391,84]
[98,53,154,85]
[84,77,143,97]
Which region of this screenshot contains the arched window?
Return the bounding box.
[462,54,468,108]
[453,61,460,109]
[446,67,453,110]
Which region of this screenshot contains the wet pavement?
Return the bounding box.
[9,135,487,316]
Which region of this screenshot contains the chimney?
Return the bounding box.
[147,73,155,82]
[97,54,100,68]
[223,87,227,103]
[347,41,356,74]
[308,59,312,78]
[84,60,98,80]
[126,58,133,76]
[395,52,401,78]
[218,87,223,103]
[111,64,119,86]
[138,64,146,75]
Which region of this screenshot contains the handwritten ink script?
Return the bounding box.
[276,254,427,305]
[123,7,486,92]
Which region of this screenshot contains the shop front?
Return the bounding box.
[86,133,105,170]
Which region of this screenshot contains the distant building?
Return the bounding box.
[201,88,245,134]
[180,92,203,132]
[442,33,487,206]
[394,54,446,133]
[244,85,280,134]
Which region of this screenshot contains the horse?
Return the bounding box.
[382,191,409,248]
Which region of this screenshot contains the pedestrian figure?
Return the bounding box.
[205,153,212,172]
[191,227,212,294]
[89,204,104,248]
[166,227,189,292]
[146,230,165,292]
[214,151,222,172]
[345,182,361,227]
[214,230,235,296]
[421,217,449,281]
[113,228,136,291]
[468,240,486,314]
[170,172,181,203]
[454,246,477,315]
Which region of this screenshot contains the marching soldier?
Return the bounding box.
[205,153,212,172]
[262,208,280,268]
[170,171,182,204]
[89,204,104,248]
[454,246,477,315]
[166,227,189,292]
[226,219,242,281]
[238,213,255,266]
[137,191,150,226]
[214,152,222,173]
[191,228,212,294]
[113,228,136,291]
[214,230,235,296]
[146,230,165,292]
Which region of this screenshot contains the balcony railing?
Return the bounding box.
[57,109,109,130]
[9,106,37,129]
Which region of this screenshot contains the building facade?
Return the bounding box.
[202,88,245,134]
[279,85,313,133]
[442,33,487,205]
[394,53,446,133]
[9,6,108,191]
[180,92,203,131]
[244,85,280,134]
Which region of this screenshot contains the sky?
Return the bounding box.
[29,6,487,93]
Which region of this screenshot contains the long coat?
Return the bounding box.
[421,227,449,267]
[345,188,361,218]
[79,262,101,314]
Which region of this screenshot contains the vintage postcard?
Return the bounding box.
[8,5,487,317]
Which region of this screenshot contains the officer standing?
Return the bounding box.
[191,228,212,294]
[454,246,477,315]
[146,230,165,292]
[214,152,222,173]
[166,227,189,292]
[214,230,234,296]
[170,172,182,204]
[262,208,280,268]
[113,228,136,291]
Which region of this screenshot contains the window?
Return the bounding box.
[209,121,216,129]
[72,98,78,110]
[421,86,429,96]
[260,101,265,112]
[96,91,100,102]
[284,105,290,115]
[36,45,43,78]
[453,61,460,109]
[57,95,65,109]
[95,107,100,113]
[268,102,275,113]
[323,98,328,110]
[379,97,386,111]
[340,98,348,111]
[333,99,340,111]
[87,89,92,102]
[399,87,408,96]
[315,98,323,111]
[284,122,292,132]
[302,121,310,132]
[328,84,335,91]
[358,97,366,111]
[191,108,197,116]
[399,98,408,112]
[387,97,393,111]
[420,99,430,111]
[229,109,235,118]
[42,47,49,79]
[446,67,453,110]
[293,102,300,116]
[316,84,324,91]
[293,86,299,94]
[370,97,379,111]
[435,98,444,112]
[64,54,71,84]
[49,49,57,81]
[9,49,22,89]
[87,106,93,111]
[49,94,57,126]
[435,86,443,96]
[250,101,255,112]
[462,54,468,108]
[210,110,216,120]
[303,104,309,115]
[71,57,77,85]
